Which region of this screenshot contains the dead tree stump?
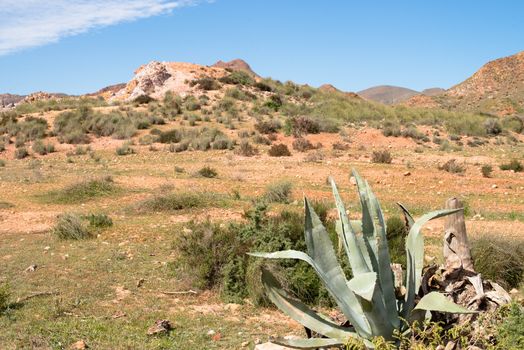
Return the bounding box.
[443,198,475,272]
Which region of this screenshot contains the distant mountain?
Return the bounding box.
[318,84,361,99]
[357,85,419,104]
[0,93,25,107]
[211,59,258,77]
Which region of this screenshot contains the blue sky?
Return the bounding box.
[0,0,523,95]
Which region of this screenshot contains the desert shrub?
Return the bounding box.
[14,136,26,147]
[211,135,234,150]
[484,118,502,135]
[183,96,201,111]
[225,87,252,101]
[252,133,271,145]
[41,176,116,204]
[263,181,293,203]
[254,119,281,134]
[471,236,524,289]
[52,213,93,240]
[115,142,135,156]
[332,141,350,151]
[439,159,465,174]
[495,302,524,349]
[371,150,392,164]
[133,95,155,105]
[136,192,217,212]
[172,201,335,305]
[14,146,29,159]
[219,71,254,86]
[0,282,10,313]
[197,166,218,178]
[59,130,90,144]
[382,124,402,137]
[401,126,426,140]
[83,213,113,229]
[292,137,314,152]
[500,159,523,172]
[502,116,524,134]
[264,94,283,111]
[285,116,321,136]
[254,81,272,92]
[386,216,407,267]
[0,160,5,167]
[236,140,258,156]
[268,143,291,157]
[304,150,325,163]
[158,129,183,143]
[12,116,48,141]
[481,164,493,178]
[74,145,90,155]
[237,130,251,138]
[191,77,220,91]
[32,140,55,155]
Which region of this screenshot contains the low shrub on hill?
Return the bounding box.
[292,137,314,152]
[52,213,93,240]
[439,159,465,174]
[371,150,392,164]
[500,159,523,172]
[268,143,291,157]
[40,176,116,204]
[263,181,293,204]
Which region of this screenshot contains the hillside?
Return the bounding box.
[211,58,258,76]
[406,51,524,116]
[358,85,419,104]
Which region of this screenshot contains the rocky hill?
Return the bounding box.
[211,58,258,76]
[405,51,524,116]
[0,93,25,107]
[358,85,419,104]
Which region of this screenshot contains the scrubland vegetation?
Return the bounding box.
[0,75,523,349]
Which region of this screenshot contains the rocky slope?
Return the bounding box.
[0,93,24,107]
[406,51,524,116]
[110,61,230,101]
[211,58,258,76]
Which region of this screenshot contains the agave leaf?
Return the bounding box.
[363,176,400,329]
[415,292,478,314]
[260,268,363,341]
[270,337,347,349]
[248,251,371,337]
[347,272,377,301]
[330,177,371,275]
[403,208,462,320]
[397,202,415,230]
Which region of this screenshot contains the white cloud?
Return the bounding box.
[0,0,199,56]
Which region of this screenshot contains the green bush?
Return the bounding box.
[386,216,407,267]
[481,164,493,178]
[235,140,258,156]
[191,77,220,91]
[439,159,465,174]
[41,176,116,204]
[219,71,254,86]
[371,150,392,164]
[0,159,5,167]
[115,142,135,156]
[14,146,29,159]
[171,201,336,306]
[254,119,281,134]
[197,166,218,178]
[83,213,113,229]
[52,213,93,240]
[285,116,321,136]
[133,95,155,105]
[0,283,10,313]
[136,192,218,212]
[500,159,523,172]
[32,140,55,155]
[268,143,291,157]
[495,302,524,349]
[263,181,293,203]
[484,118,502,135]
[471,236,524,289]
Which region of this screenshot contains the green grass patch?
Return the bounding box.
[135,191,225,213]
[38,176,117,204]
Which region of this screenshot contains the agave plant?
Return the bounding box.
[249,170,475,349]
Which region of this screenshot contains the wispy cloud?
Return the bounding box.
[0,1,199,56]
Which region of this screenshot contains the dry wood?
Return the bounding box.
[443,198,475,272]
[16,290,59,303]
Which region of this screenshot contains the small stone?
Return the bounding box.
[491,184,498,189]
[69,340,88,349]
[147,320,173,336]
[403,171,411,176]
[207,329,216,336]
[349,176,357,185]
[241,341,250,347]
[24,264,37,272]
